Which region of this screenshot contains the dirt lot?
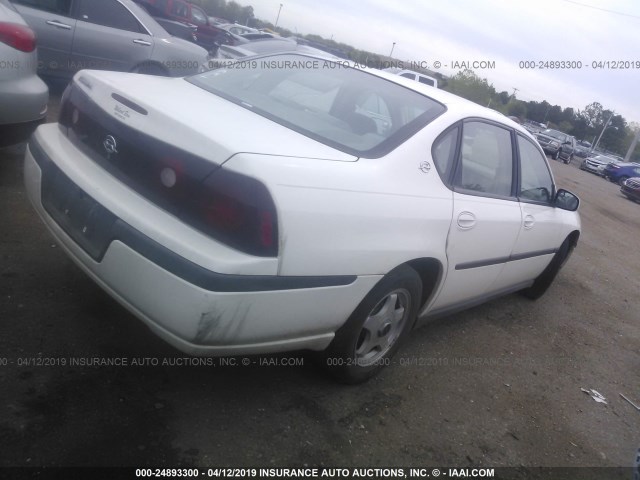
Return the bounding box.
[0,94,638,476]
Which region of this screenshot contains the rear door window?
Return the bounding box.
[75,0,142,33]
[12,0,71,14]
[454,121,514,198]
[517,135,554,204]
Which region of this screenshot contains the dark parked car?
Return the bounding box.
[620,177,640,202]
[153,17,197,42]
[603,162,640,185]
[134,0,235,50]
[535,129,576,163]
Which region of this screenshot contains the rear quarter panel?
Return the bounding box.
[221,125,454,277]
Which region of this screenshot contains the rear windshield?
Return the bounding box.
[187,54,446,157]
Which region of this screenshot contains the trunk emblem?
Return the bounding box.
[419,161,431,173]
[103,135,118,155]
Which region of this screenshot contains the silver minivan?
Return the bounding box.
[12,0,208,77]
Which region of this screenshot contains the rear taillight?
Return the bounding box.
[60,81,278,257]
[198,168,278,257]
[0,22,36,53]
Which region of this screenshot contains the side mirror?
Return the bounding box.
[555,189,580,211]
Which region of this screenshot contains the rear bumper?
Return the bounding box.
[0,73,48,146]
[0,73,48,125]
[24,127,381,355]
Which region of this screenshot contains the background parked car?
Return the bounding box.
[523,120,546,134]
[133,0,234,51]
[134,3,198,44]
[0,0,48,146]
[579,154,620,175]
[383,67,438,87]
[574,140,592,158]
[603,162,640,185]
[535,128,575,163]
[217,22,258,36]
[620,177,640,202]
[213,38,336,61]
[12,0,208,77]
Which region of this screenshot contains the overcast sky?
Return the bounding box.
[238,0,640,124]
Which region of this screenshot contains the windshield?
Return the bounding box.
[187,54,446,157]
[191,6,208,24]
[541,129,566,141]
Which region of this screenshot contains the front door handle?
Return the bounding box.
[133,39,152,46]
[46,20,72,30]
[457,211,476,230]
[523,214,535,229]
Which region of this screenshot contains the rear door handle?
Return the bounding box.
[523,214,535,229]
[133,39,152,46]
[46,20,72,30]
[457,211,476,230]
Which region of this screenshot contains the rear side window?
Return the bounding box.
[432,126,459,184]
[418,76,435,86]
[191,6,207,24]
[518,136,554,203]
[12,0,71,15]
[170,1,188,17]
[76,0,142,33]
[454,121,514,197]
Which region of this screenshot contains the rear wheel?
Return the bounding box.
[323,265,421,384]
[553,149,560,161]
[521,236,575,300]
[564,154,573,165]
[618,176,629,186]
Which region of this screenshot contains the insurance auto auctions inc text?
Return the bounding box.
[244,467,495,478]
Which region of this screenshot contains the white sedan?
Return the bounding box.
[24,54,581,383]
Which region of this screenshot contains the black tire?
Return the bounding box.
[618,176,629,186]
[131,62,168,76]
[521,237,575,300]
[323,265,422,384]
[553,149,560,161]
[564,154,573,165]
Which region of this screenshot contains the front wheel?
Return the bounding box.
[521,236,575,300]
[618,176,629,186]
[323,265,422,384]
